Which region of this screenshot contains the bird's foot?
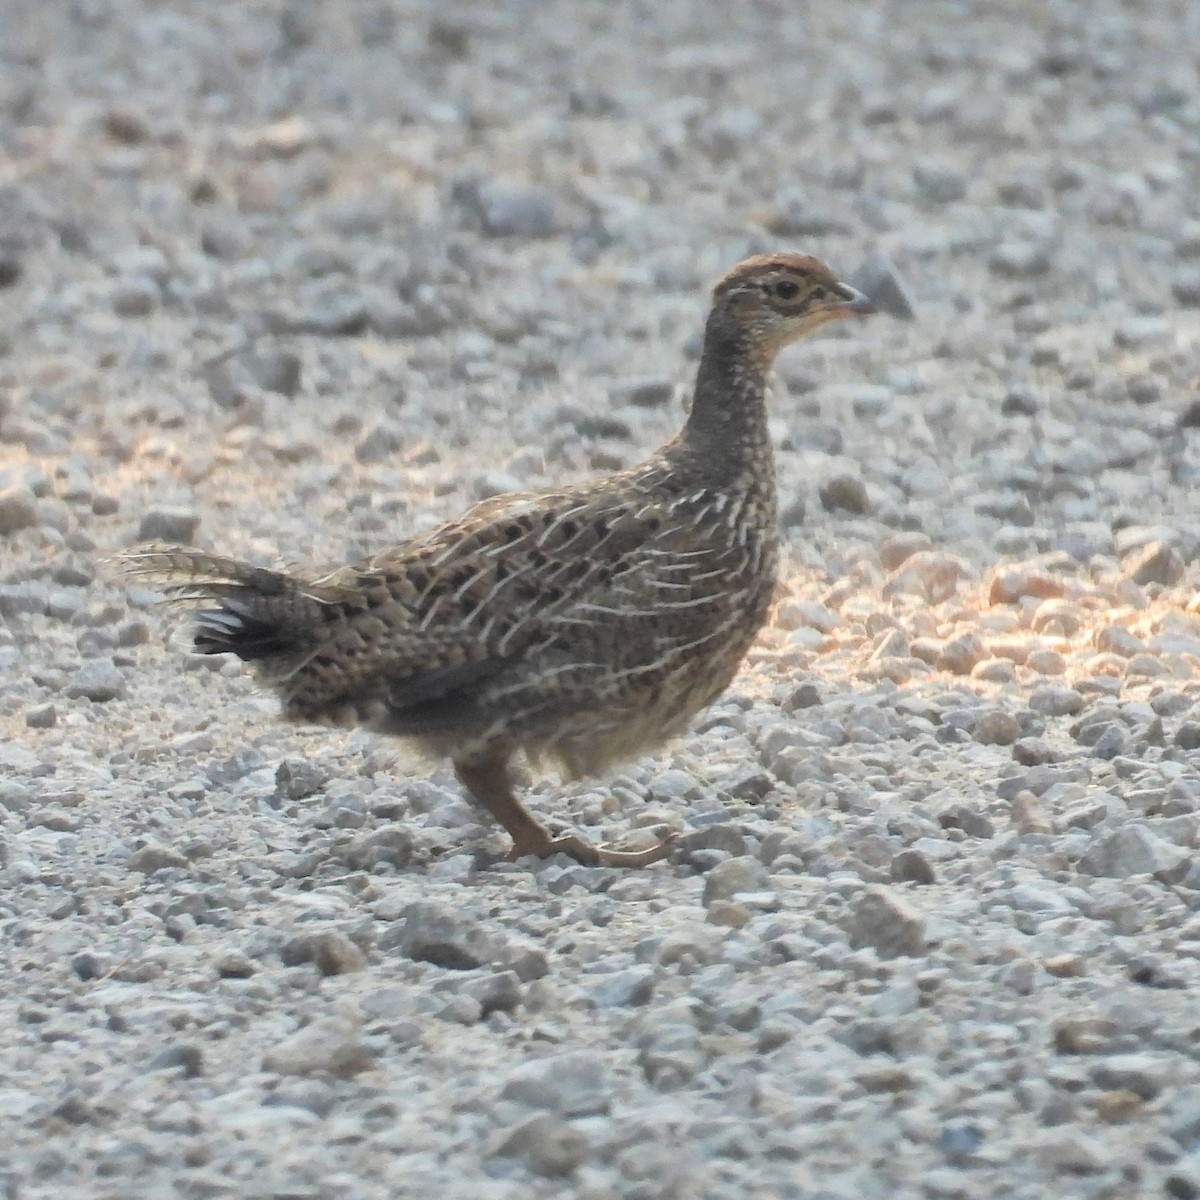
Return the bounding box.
[507,829,678,868]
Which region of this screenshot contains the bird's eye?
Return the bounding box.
[771,280,800,300]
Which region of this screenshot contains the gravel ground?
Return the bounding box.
[3,1,1200,1197]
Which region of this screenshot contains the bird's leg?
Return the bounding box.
[453,751,677,868]
[454,749,556,860]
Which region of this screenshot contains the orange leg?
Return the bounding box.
[453,750,676,868]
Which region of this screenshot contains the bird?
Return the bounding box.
[119,253,875,867]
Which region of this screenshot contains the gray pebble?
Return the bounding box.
[0,485,38,535]
[819,473,870,514]
[849,886,927,957]
[989,241,1052,277]
[126,843,189,873]
[1090,1054,1168,1099]
[610,377,675,408]
[280,931,366,976]
[890,848,936,885]
[974,710,1021,746]
[355,421,405,464]
[489,1113,589,1178]
[701,855,769,905]
[335,826,413,871]
[249,349,303,397]
[1029,686,1085,717]
[111,277,160,316]
[395,902,497,969]
[137,507,200,543]
[24,703,56,729]
[1077,825,1190,882]
[498,1052,611,1116]
[586,966,656,1008]
[262,1013,373,1077]
[474,184,558,239]
[65,660,126,702]
[1175,722,1200,750]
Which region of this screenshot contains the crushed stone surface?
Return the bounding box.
[2,1,1200,1197]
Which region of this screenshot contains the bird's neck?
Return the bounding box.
[680,313,774,472]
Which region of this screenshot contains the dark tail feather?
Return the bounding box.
[113,544,327,663]
[193,598,299,660]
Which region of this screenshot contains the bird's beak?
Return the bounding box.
[834,284,876,316]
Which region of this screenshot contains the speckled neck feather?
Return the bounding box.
[681,308,773,475]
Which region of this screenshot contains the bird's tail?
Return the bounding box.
[114,544,332,662]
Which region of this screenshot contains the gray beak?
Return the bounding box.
[837,284,876,316]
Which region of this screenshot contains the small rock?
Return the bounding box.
[849,886,927,957]
[498,1052,610,1117]
[847,255,916,322]
[1078,825,1190,882]
[1026,648,1066,675]
[1043,953,1086,978]
[883,551,967,603]
[215,950,256,979]
[280,931,366,976]
[249,349,303,397]
[701,855,769,905]
[397,902,497,969]
[137,507,201,543]
[274,758,326,800]
[25,703,56,729]
[111,277,160,317]
[1028,686,1084,717]
[938,632,988,675]
[889,848,936,885]
[1173,268,1200,307]
[819,473,870,514]
[490,1114,589,1178]
[1002,386,1040,416]
[1054,1016,1120,1055]
[1175,722,1200,751]
[0,250,23,288]
[989,241,1052,277]
[974,710,1021,746]
[0,485,39,535]
[1035,1131,1106,1174]
[336,827,414,871]
[1090,1054,1168,1100]
[989,567,1064,604]
[1178,398,1200,430]
[938,803,995,838]
[355,422,405,464]
[1011,739,1059,766]
[878,531,932,571]
[1009,791,1052,834]
[469,183,558,239]
[1095,626,1144,657]
[587,966,656,1008]
[610,377,674,408]
[147,1043,204,1078]
[262,1013,373,1077]
[66,660,126,702]
[127,843,189,874]
[460,969,522,1016]
[1126,540,1185,586]
[913,160,966,203]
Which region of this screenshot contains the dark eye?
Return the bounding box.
[771,280,800,300]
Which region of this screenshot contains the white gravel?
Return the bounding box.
[3,2,1200,1198]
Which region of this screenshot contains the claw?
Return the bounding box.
[526,830,678,868]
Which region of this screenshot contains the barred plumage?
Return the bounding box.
[117,254,874,866]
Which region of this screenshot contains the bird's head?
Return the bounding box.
[710,253,875,360]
